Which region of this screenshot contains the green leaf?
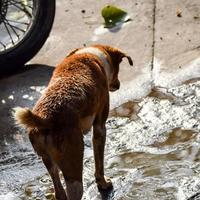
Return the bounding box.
[101,5,128,28]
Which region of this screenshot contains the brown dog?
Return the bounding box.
[13,44,133,200]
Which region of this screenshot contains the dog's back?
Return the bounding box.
[35,53,108,123]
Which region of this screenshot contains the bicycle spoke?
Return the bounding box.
[4,21,26,33]
[7,1,32,18]
[0,42,6,50]
[3,22,15,45]
[6,19,29,25]
[0,0,36,52]
[4,18,20,39]
[10,0,33,2]
[10,0,33,9]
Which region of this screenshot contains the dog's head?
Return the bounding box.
[67,45,133,92]
[97,45,133,92]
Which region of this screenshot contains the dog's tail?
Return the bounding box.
[13,107,49,129]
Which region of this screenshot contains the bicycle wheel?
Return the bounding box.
[0,0,55,74]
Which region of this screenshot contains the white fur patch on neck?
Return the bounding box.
[75,47,111,81]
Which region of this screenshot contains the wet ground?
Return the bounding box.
[1,0,200,199]
[1,74,200,200]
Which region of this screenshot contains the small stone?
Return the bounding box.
[176,10,182,17]
[8,95,14,100]
[1,99,6,104]
[45,192,54,199]
[22,94,29,99]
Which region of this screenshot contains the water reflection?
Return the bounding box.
[152,128,197,147]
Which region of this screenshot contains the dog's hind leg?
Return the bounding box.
[57,128,84,200]
[42,156,67,200]
[65,180,83,200]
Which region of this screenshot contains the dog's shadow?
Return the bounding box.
[0,64,54,143]
[98,187,114,200]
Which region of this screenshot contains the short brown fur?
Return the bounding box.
[13,44,133,200]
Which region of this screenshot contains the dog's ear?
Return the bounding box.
[117,50,133,66]
[99,45,133,66]
[66,48,80,57]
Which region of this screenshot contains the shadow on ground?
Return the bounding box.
[0,64,54,143]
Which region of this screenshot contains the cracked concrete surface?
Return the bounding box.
[153,0,200,88]
[31,0,200,107]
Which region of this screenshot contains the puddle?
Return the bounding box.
[152,129,197,148]
[1,80,200,199]
[109,101,140,119]
[148,87,176,101]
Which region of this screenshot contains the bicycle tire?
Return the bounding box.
[0,0,55,74]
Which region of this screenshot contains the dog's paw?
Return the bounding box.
[96,176,113,190]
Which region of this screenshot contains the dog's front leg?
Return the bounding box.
[93,123,113,190]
